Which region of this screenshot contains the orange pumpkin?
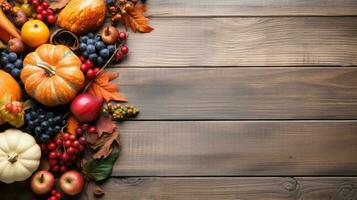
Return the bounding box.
[21,44,85,107]
[0,70,22,124]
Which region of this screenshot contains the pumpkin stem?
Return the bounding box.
[7,152,18,163]
[37,63,56,76]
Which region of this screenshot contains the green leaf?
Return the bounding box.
[82,147,120,182]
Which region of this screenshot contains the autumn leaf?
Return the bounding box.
[49,0,70,10]
[92,131,120,159]
[82,147,120,182]
[66,115,79,135]
[86,133,99,146]
[87,71,127,103]
[96,116,116,137]
[122,4,153,33]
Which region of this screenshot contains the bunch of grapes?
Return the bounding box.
[41,128,89,173]
[102,103,139,120]
[23,104,66,143]
[29,0,56,24]
[0,51,23,80]
[78,33,116,66]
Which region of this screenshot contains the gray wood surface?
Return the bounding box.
[112,121,357,176]
[119,17,357,67]
[147,0,357,16]
[86,177,357,200]
[114,67,357,120]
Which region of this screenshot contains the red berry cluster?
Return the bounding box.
[115,32,128,62]
[29,0,56,24]
[48,189,62,200]
[79,57,100,79]
[41,133,86,174]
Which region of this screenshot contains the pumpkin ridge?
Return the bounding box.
[0,148,6,157]
[15,133,33,154]
[0,137,10,153]
[49,77,59,103]
[0,161,10,182]
[56,75,76,92]
[3,133,13,152]
[34,78,58,105]
[17,159,36,173]
[56,69,84,90]
[14,163,32,181]
[18,145,41,160]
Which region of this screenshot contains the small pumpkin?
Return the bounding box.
[21,44,85,107]
[0,70,22,125]
[56,0,106,35]
[0,129,41,183]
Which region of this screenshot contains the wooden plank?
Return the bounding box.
[87,177,357,200]
[115,67,357,120]
[146,0,357,17]
[113,121,357,176]
[120,17,357,67]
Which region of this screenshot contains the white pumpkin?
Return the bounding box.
[0,129,41,183]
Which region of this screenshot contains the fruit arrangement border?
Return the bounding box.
[0,0,152,199]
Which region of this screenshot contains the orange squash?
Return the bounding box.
[21,44,85,107]
[0,70,22,124]
[56,0,106,35]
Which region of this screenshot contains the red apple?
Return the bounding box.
[59,170,85,196]
[70,93,103,122]
[30,170,55,195]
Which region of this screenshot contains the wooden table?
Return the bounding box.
[3,0,357,199]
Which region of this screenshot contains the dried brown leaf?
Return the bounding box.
[93,185,105,197]
[86,133,99,146]
[96,116,116,137]
[49,0,70,10]
[78,158,87,169]
[92,131,120,159]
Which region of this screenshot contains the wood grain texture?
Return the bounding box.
[86,177,357,200]
[114,67,357,120]
[147,0,357,16]
[113,121,357,176]
[119,17,357,67]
